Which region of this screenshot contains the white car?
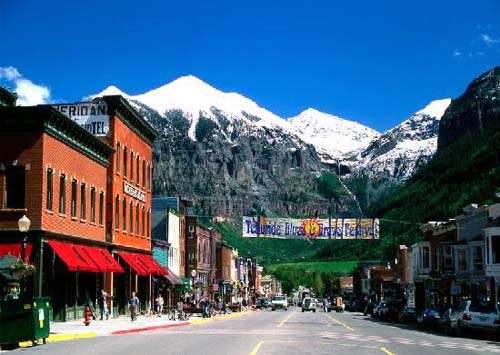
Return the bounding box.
[457,300,500,335]
[302,297,317,312]
[271,296,288,311]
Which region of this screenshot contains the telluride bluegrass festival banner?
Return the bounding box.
[242,216,379,240]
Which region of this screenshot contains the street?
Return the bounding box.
[7,307,500,355]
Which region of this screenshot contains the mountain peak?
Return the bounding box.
[415,98,451,119]
[90,85,129,100]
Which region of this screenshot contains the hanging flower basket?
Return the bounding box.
[10,260,36,277]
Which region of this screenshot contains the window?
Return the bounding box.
[123,146,127,177]
[457,249,467,272]
[80,183,86,220]
[491,235,500,264]
[59,174,66,214]
[5,166,25,208]
[472,246,483,271]
[99,191,104,225]
[141,207,145,236]
[129,201,133,234]
[116,142,120,173]
[90,187,96,223]
[142,160,146,187]
[441,244,453,270]
[147,165,151,190]
[130,151,134,182]
[147,210,150,238]
[135,204,139,235]
[422,246,430,269]
[136,156,140,183]
[71,179,77,218]
[115,195,120,229]
[46,168,53,211]
[122,199,127,231]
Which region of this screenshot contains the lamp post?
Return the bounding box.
[191,269,197,301]
[18,215,30,297]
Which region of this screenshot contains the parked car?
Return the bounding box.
[417,308,441,330]
[398,306,417,324]
[456,300,500,336]
[343,300,351,312]
[364,302,376,316]
[385,300,404,321]
[271,296,288,311]
[352,299,367,313]
[302,297,317,312]
[373,301,389,320]
[256,297,268,309]
[438,308,460,335]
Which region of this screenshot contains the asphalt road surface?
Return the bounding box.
[7,307,500,355]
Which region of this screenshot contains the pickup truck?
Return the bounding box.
[271,296,288,311]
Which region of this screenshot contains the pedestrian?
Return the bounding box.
[98,289,110,320]
[156,294,164,317]
[129,291,139,321]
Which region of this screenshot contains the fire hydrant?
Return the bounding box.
[84,305,92,326]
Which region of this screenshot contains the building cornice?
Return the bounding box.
[0,106,113,167]
[100,95,158,146]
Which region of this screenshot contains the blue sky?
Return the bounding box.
[1,0,499,132]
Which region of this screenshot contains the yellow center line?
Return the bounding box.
[249,340,264,355]
[322,313,354,331]
[380,347,396,355]
[278,312,295,328]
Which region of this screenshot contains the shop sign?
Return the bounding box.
[123,181,146,202]
[53,101,109,136]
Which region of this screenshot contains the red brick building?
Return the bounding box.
[0,105,115,320]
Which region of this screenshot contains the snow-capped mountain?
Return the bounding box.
[351,98,451,181]
[288,108,380,158]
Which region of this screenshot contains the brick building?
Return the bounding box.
[0,105,116,320]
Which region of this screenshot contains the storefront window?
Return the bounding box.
[472,246,483,271]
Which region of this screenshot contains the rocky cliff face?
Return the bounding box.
[135,102,360,217]
[438,66,500,149]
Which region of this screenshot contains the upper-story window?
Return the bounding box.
[59,174,66,214]
[141,207,145,236]
[422,246,430,269]
[142,160,146,187]
[46,168,53,211]
[115,195,120,229]
[122,198,127,231]
[123,146,128,177]
[455,247,467,273]
[135,204,139,235]
[99,191,104,225]
[492,236,500,264]
[441,244,453,271]
[80,182,86,220]
[116,142,121,174]
[5,166,25,209]
[71,179,77,218]
[130,151,134,182]
[136,156,140,183]
[129,201,134,234]
[471,246,483,272]
[90,187,96,223]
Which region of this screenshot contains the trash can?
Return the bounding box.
[0,297,51,346]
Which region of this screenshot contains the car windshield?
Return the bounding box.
[304,299,312,305]
[274,296,285,301]
[406,307,416,313]
[469,301,497,314]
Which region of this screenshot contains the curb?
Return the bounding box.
[111,321,189,335]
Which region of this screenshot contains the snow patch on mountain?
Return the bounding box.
[288,108,380,158]
[352,98,451,180]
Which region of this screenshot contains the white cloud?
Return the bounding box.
[452,49,462,57]
[0,66,51,105]
[481,33,499,45]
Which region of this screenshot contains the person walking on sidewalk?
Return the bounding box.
[129,292,139,321]
[155,294,164,317]
[98,289,110,320]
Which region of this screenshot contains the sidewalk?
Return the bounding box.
[20,309,256,346]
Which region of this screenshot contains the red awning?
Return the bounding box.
[136,254,168,275]
[0,243,34,262]
[117,251,150,276]
[117,251,167,276]
[86,246,123,273]
[47,240,98,272]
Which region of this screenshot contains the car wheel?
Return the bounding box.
[302,309,304,313]
[272,308,275,311]
[313,309,316,313]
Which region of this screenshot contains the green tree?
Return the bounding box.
[311,272,324,296]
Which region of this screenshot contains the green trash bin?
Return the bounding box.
[0,297,51,346]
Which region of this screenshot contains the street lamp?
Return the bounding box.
[191,269,197,300]
[18,215,30,262]
[18,215,30,297]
